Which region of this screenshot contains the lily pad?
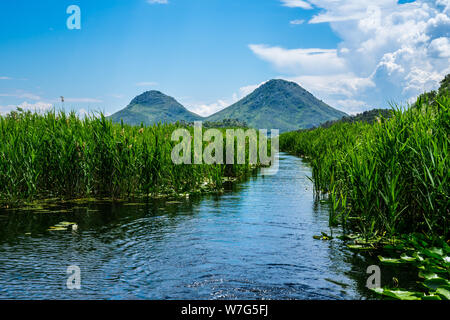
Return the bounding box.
[420,247,444,260]
[371,288,423,300]
[421,294,442,300]
[378,256,406,265]
[313,234,332,240]
[400,253,416,262]
[57,221,76,226]
[346,244,374,250]
[418,271,440,280]
[423,277,450,291]
[436,287,450,300]
[48,227,68,231]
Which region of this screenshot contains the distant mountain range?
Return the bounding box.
[109,79,347,132]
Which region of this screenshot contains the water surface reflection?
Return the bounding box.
[0,153,375,299]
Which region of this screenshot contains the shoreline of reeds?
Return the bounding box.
[279,85,449,300]
[280,96,449,240]
[0,110,262,209]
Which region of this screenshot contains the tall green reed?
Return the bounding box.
[280,97,449,239]
[0,110,264,206]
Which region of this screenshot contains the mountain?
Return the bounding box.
[110,79,348,132]
[205,79,347,132]
[109,90,202,126]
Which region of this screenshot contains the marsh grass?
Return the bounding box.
[280,96,449,239]
[0,110,263,207]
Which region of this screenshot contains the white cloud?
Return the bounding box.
[189,100,230,117]
[250,0,450,113]
[0,91,41,100]
[334,99,371,115]
[186,82,269,117]
[239,82,266,97]
[147,0,168,4]
[280,0,313,9]
[0,101,53,115]
[0,76,11,80]
[288,74,375,97]
[307,1,395,24]
[429,37,450,58]
[290,19,305,25]
[249,44,347,75]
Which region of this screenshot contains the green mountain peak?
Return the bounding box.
[109,90,202,126]
[206,79,347,132]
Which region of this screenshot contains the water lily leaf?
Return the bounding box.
[400,253,416,262]
[371,288,423,300]
[347,244,374,250]
[413,252,425,261]
[423,277,450,291]
[421,294,442,300]
[418,264,447,274]
[56,221,76,226]
[418,271,440,280]
[321,232,332,238]
[48,227,68,231]
[420,248,444,260]
[378,256,406,264]
[313,234,332,240]
[430,247,444,256]
[166,201,182,205]
[436,287,450,300]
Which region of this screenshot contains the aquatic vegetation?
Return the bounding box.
[280,94,449,239]
[280,75,449,300]
[47,221,78,231]
[0,111,264,207]
[371,234,450,300]
[313,232,333,240]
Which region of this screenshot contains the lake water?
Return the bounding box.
[0,153,376,299]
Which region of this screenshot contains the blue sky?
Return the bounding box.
[0,0,449,116]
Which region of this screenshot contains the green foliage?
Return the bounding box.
[415,73,450,107]
[180,118,248,128]
[0,110,261,206]
[372,234,450,300]
[280,95,449,239]
[439,74,450,97]
[315,108,394,129]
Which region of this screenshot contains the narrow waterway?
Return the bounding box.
[0,153,374,299]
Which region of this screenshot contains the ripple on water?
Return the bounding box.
[0,153,368,300]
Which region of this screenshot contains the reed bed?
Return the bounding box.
[280,96,449,239]
[0,111,262,206]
